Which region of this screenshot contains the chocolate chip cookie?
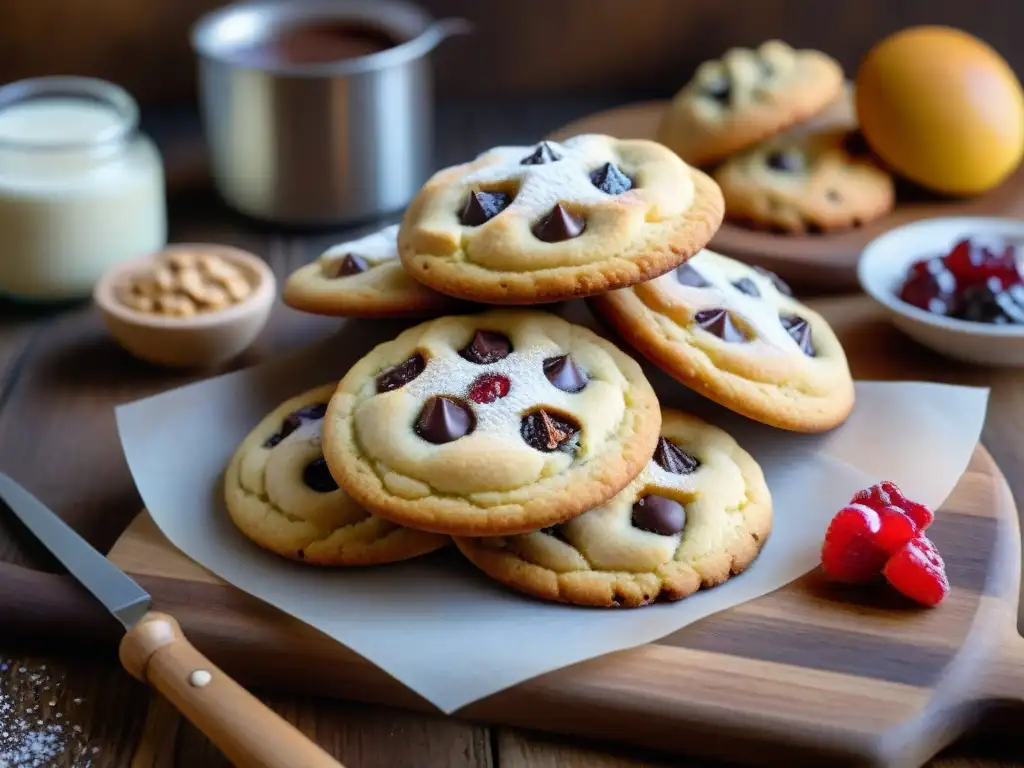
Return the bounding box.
[283,225,460,317]
[225,384,448,564]
[589,250,854,432]
[454,409,771,607]
[397,134,723,305]
[714,129,895,233]
[321,310,662,536]
[657,40,845,167]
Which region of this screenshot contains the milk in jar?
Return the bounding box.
[0,77,167,300]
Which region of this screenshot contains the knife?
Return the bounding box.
[0,473,345,768]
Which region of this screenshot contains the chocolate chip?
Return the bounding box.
[676,263,710,288]
[376,354,426,393]
[460,331,512,364]
[753,265,792,296]
[521,409,580,454]
[732,277,760,297]
[758,58,775,78]
[543,354,587,393]
[264,403,327,448]
[704,76,731,104]
[653,437,700,475]
[520,141,561,165]
[590,162,633,195]
[695,308,747,342]
[766,149,805,173]
[825,189,843,203]
[328,253,369,278]
[632,495,686,536]
[415,396,475,444]
[460,190,510,226]
[780,315,816,356]
[302,457,339,493]
[533,204,585,242]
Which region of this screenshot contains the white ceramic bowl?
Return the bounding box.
[858,216,1024,366]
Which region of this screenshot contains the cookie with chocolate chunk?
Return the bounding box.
[657,40,845,167]
[714,129,894,233]
[283,225,461,317]
[397,134,723,305]
[589,250,854,432]
[322,310,661,536]
[225,384,448,564]
[454,409,772,608]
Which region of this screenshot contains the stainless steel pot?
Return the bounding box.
[190,0,469,226]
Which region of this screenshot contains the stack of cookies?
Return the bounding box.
[656,40,895,234]
[226,131,855,608]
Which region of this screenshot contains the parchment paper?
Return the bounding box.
[115,304,989,714]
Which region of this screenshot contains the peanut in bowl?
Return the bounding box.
[93,244,276,368]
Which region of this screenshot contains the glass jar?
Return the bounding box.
[0,77,167,301]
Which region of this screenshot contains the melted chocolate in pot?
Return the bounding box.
[229,20,400,66]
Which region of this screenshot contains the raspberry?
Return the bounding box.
[467,373,510,404]
[852,481,934,531]
[820,504,888,583]
[882,535,949,607]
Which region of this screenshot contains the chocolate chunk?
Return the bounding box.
[460,331,512,364]
[632,494,686,536]
[302,457,339,493]
[590,162,633,195]
[676,263,710,288]
[695,308,747,342]
[328,253,368,278]
[415,397,475,444]
[732,277,760,297]
[264,403,327,448]
[460,190,510,226]
[704,76,731,104]
[758,58,775,78]
[520,141,562,165]
[780,315,815,356]
[753,265,793,296]
[653,437,700,475]
[520,409,580,454]
[543,354,587,393]
[766,149,805,173]
[533,204,585,242]
[375,354,426,393]
[825,189,843,203]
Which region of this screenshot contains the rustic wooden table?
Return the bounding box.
[1,98,1023,767]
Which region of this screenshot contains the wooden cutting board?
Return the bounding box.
[547,101,1024,294]
[3,296,1023,767]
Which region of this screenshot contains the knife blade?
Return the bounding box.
[0,474,151,629]
[0,473,344,768]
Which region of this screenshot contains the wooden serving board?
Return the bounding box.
[547,101,1024,294]
[2,297,1023,767]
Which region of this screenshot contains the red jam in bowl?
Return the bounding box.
[896,237,1024,325]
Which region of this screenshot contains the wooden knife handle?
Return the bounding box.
[120,612,345,768]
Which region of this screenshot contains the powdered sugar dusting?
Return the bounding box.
[320,224,399,267]
[465,135,621,218]
[657,250,802,351]
[0,659,97,767]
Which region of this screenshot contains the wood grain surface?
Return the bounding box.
[1,101,1024,766]
[548,101,1024,293]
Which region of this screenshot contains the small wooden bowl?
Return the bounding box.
[94,244,276,368]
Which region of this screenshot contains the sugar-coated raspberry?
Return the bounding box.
[882,535,949,607]
[820,504,888,583]
[468,373,511,404]
[852,480,934,531]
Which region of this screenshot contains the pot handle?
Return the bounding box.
[420,17,474,50]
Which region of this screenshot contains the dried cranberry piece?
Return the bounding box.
[898,260,957,316]
[468,373,511,404]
